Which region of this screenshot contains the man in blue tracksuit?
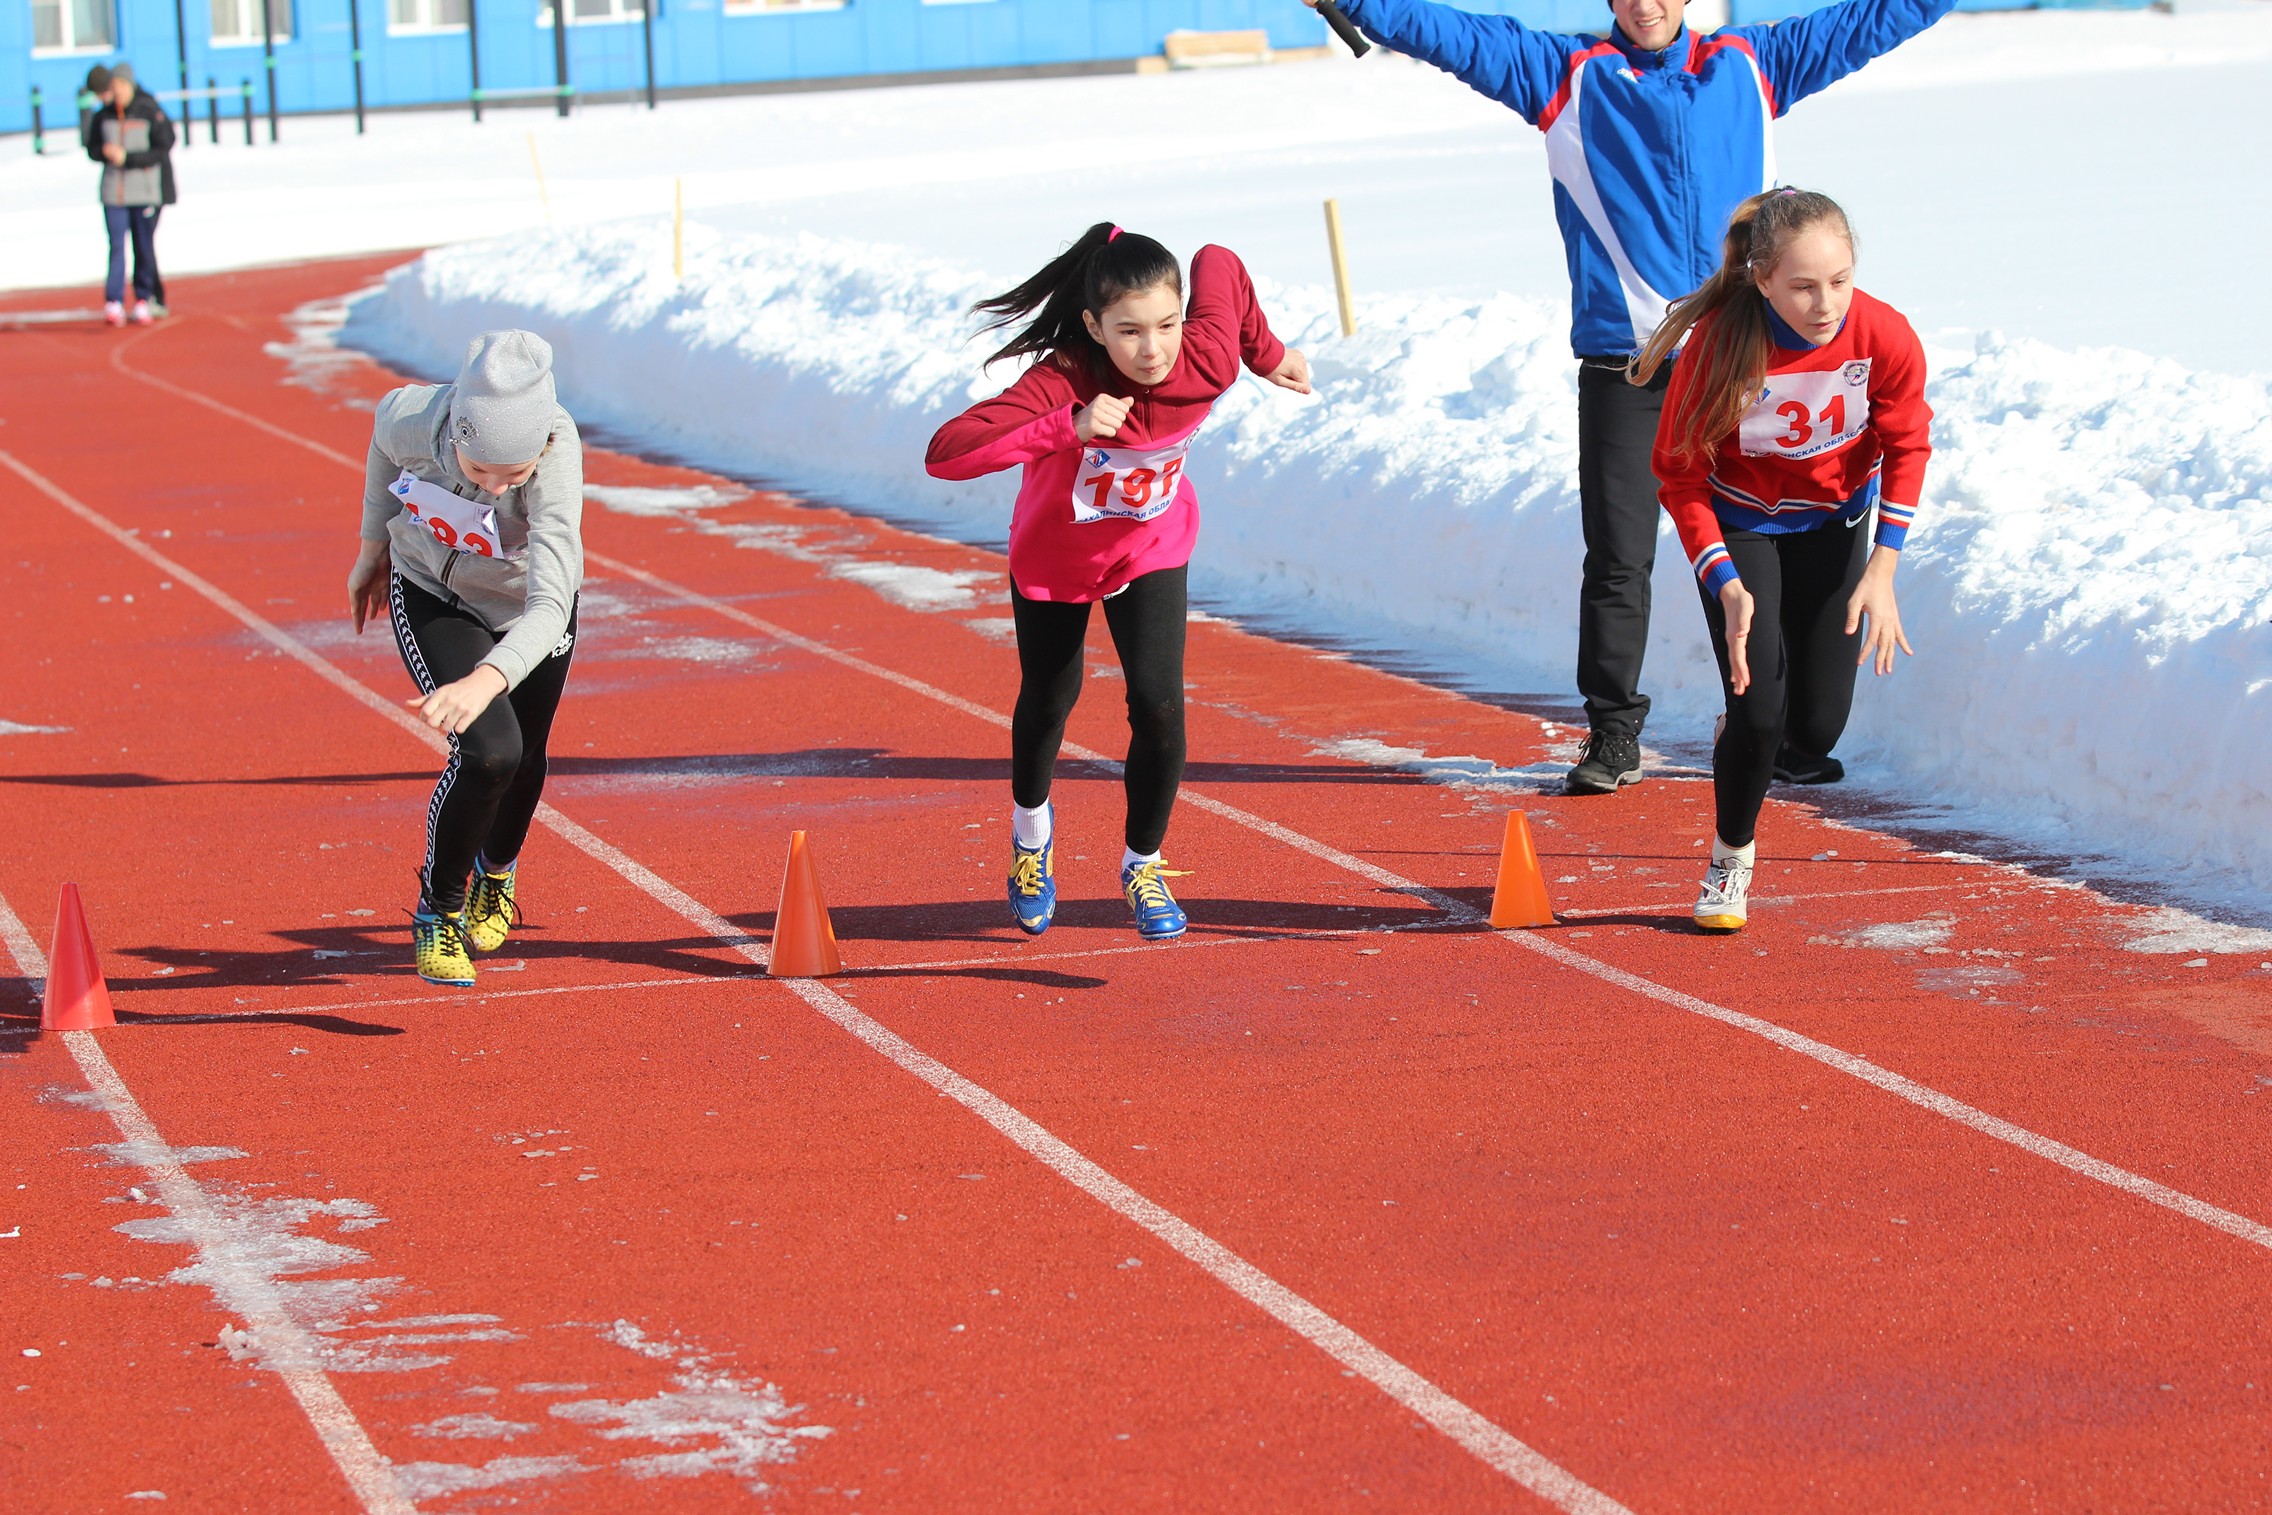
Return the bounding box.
[1300,0,1954,792]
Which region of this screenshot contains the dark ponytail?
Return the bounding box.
[971,222,1184,379]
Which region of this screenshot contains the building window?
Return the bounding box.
[389,0,467,31]
[722,0,849,14]
[212,0,292,45]
[30,0,116,52]
[538,0,646,25]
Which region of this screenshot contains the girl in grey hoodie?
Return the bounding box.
[348,331,584,987]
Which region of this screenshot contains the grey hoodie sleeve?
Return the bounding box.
[362,439,404,543]
[477,411,585,690]
[360,386,428,542]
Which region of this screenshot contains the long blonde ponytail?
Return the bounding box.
[1630,188,1854,464]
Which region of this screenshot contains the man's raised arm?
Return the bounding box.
[1731,0,1959,115]
[1310,0,1582,124]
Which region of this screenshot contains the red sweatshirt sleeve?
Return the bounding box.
[1653,345,1740,595]
[1183,245,1288,393]
[1865,306,1932,549]
[925,362,1082,482]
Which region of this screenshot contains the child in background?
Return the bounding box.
[82,62,175,327]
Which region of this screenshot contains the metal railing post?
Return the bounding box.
[28,86,42,156]
[241,79,254,144]
[551,0,570,118]
[260,0,279,141]
[641,0,656,110]
[207,75,220,143]
[348,0,366,134]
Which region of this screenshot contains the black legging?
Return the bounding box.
[1699,519,1870,848]
[1010,565,1187,856]
[390,574,577,915]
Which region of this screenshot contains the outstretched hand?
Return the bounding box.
[348,541,392,635]
[1265,348,1314,395]
[1845,548,1913,676]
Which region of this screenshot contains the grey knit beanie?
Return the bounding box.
[448,330,557,466]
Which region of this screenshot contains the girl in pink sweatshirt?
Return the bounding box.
[926,223,1311,941]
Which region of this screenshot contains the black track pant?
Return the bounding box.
[1576,360,1671,735]
[390,574,577,915]
[1010,565,1187,856]
[1699,519,1870,848]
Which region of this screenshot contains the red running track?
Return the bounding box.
[2,257,2269,1514]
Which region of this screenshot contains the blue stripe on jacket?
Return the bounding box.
[1337,0,1956,358]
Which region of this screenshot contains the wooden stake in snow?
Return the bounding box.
[528,133,554,227]
[1324,198,1357,338]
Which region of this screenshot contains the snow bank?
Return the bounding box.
[343,222,2272,911]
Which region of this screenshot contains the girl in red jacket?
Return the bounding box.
[926,223,1311,941]
[1631,188,1933,933]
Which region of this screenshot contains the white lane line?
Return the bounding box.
[588,506,2272,1259]
[90,358,2272,1257]
[775,968,1630,1513]
[11,430,1629,1513]
[1557,881,1975,921]
[1502,930,2272,1251]
[0,888,419,1515]
[0,913,1469,1037]
[0,448,771,970]
[111,325,371,472]
[0,893,44,1002]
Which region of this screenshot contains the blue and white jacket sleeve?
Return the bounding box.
[1337,0,1586,124]
[1730,0,1959,114]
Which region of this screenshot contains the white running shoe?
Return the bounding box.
[103,301,126,328]
[130,299,154,326]
[1695,837,1755,933]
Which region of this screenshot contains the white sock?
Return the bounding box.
[1122,846,1161,873]
[1710,835,1756,868]
[1012,803,1052,850]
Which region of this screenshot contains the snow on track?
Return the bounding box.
[347,223,2272,920]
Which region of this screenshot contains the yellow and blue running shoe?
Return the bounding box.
[464,864,520,954]
[1122,858,1190,941]
[412,909,477,987]
[1008,818,1056,936]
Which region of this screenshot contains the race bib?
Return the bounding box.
[1739,360,1873,461]
[389,469,521,561]
[1070,437,1191,526]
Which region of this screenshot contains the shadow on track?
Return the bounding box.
[0,770,434,789]
[0,1005,407,1052]
[552,750,1439,788]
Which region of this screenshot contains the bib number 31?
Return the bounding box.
[1071,439,1190,526]
[1740,360,1873,461]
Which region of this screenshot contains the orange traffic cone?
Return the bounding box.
[767,831,843,978]
[42,883,116,1030]
[1487,811,1556,929]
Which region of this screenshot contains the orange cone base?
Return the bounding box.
[42,882,116,1031]
[768,831,844,978]
[1488,811,1556,930]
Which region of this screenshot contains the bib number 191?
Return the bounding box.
[1078,458,1182,519]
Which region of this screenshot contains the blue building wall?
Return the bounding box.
[5,0,2125,139]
